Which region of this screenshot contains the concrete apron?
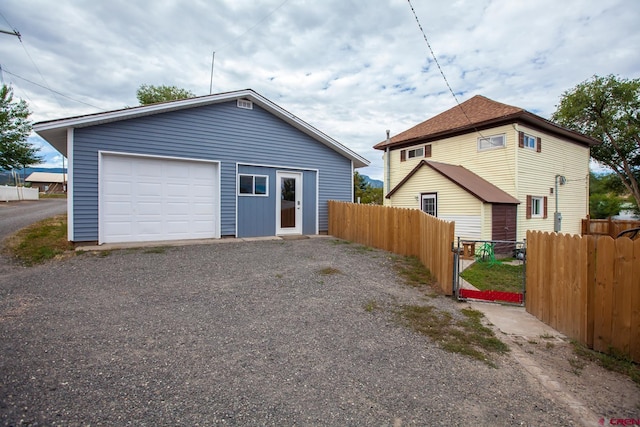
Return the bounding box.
[76,234,325,252]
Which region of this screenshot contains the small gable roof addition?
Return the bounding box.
[386,160,520,205]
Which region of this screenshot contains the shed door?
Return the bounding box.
[492,204,517,241]
[100,154,219,244]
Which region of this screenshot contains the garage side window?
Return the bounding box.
[238,174,268,196]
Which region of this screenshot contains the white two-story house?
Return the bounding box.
[374,95,600,242]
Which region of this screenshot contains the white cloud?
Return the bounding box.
[1,0,638,179]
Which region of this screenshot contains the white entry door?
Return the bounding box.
[276,171,302,235]
[100,153,219,244]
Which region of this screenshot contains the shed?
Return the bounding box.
[386,160,520,241]
[25,172,67,193]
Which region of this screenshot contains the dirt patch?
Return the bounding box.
[509,335,639,420]
[0,294,41,322]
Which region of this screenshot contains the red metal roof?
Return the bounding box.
[386,160,520,204]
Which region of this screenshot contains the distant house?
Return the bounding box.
[34,89,369,244]
[613,202,639,220]
[374,95,600,241]
[25,172,67,194]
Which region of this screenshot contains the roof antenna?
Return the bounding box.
[209,51,215,94]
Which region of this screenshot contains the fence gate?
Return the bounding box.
[453,238,526,306]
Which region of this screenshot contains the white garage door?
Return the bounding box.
[100,154,219,244]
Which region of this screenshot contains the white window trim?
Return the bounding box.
[523,133,537,150]
[237,99,253,110]
[408,147,424,159]
[238,174,269,197]
[531,196,544,218]
[421,193,437,217]
[477,134,506,151]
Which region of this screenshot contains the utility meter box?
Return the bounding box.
[554,212,562,232]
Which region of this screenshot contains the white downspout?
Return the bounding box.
[385,130,391,201]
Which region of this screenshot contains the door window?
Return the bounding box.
[421,193,437,217]
[280,177,296,228]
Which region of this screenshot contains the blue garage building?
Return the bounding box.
[34,89,369,244]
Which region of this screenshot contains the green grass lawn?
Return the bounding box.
[4,214,74,265]
[460,261,524,293]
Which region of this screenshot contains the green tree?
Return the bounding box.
[136,84,195,105]
[354,171,383,205]
[0,84,41,171]
[552,75,640,208]
[589,193,621,219]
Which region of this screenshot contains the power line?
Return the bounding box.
[2,68,104,110]
[406,0,485,138]
[0,11,20,39]
[18,38,63,107]
[0,10,64,107]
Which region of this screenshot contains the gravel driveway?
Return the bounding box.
[0,237,578,426]
[0,199,67,242]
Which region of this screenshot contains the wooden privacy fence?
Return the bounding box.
[328,201,455,295]
[581,217,640,238]
[526,230,640,363]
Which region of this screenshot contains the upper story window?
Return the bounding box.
[408,147,423,158]
[477,134,505,151]
[523,134,536,149]
[518,131,541,152]
[238,174,268,196]
[400,145,431,161]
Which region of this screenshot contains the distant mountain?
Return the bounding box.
[362,175,383,188]
[0,167,67,185]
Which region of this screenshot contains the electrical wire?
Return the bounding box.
[2,68,104,110]
[0,10,65,108]
[18,38,63,107]
[406,0,486,139]
[0,10,20,38]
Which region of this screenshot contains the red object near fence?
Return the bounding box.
[459,288,523,304]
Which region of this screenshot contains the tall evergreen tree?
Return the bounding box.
[0,84,41,171]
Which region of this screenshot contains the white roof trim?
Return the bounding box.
[34,89,369,168]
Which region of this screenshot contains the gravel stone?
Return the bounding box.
[0,237,579,426]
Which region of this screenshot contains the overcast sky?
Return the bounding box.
[1,0,638,179]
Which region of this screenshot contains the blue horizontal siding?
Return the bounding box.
[72,101,351,241]
[237,165,277,238]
